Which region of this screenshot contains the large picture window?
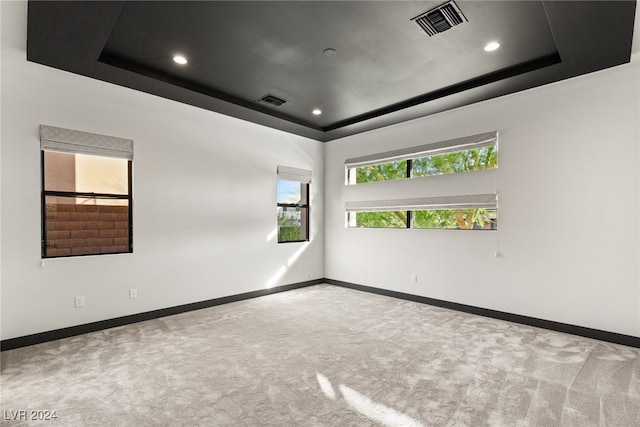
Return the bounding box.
[276,166,311,243]
[40,125,133,258]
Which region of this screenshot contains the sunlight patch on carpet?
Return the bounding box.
[339,384,424,427]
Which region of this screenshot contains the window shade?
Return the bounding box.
[345,193,497,212]
[277,165,312,183]
[344,131,497,168]
[40,125,133,160]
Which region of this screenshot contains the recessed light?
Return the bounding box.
[484,42,500,52]
[173,55,188,65]
[312,109,322,116]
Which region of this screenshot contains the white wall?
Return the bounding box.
[2,0,639,342]
[325,61,640,337]
[0,1,324,340]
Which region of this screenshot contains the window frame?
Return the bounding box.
[345,131,498,186]
[276,180,310,244]
[345,194,498,231]
[40,150,133,258]
[347,207,498,230]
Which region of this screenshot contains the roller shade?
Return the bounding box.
[277,165,312,183]
[345,193,497,212]
[344,131,497,168]
[40,125,133,160]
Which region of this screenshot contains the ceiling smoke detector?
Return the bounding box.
[412,0,468,37]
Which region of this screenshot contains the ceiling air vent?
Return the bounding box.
[412,0,467,37]
[258,94,287,107]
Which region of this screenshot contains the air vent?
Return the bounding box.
[412,1,467,37]
[258,94,287,107]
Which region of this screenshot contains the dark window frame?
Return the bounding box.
[347,144,498,185]
[277,181,310,244]
[347,208,498,230]
[41,150,133,258]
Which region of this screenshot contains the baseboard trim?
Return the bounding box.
[1,279,323,351]
[4,278,638,351]
[324,278,640,349]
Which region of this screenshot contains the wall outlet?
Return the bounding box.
[75,296,85,308]
[411,274,418,283]
[129,288,138,299]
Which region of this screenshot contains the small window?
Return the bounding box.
[277,180,309,243]
[40,125,133,258]
[347,208,497,230]
[345,195,497,230]
[345,131,498,185]
[412,208,497,230]
[412,145,497,177]
[347,211,408,228]
[348,160,408,184]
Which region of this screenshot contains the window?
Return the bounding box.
[346,131,497,184]
[348,160,408,184]
[347,208,497,230]
[344,132,498,230]
[346,195,497,230]
[348,211,408,229]
[412,145,497,178]
[40,125,133,258]
[276,166,311,243]
[412,208,497,230]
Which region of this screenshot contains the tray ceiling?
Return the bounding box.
[27,1,636,142]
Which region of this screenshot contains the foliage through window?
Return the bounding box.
[412,145,497,177]
[352,160,407,184]
[345,135,498,230]
[349,211,408,228]
[348,208,496,230]
[348,145,497,184]
[412,208,497,230]
[277,180,309,243]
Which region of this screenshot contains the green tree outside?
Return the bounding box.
[278,208,301,241]
[352,146,498,230]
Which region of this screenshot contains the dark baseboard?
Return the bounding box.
[0,279,323,351]
[324,278,640,349]
[4,277,639,351]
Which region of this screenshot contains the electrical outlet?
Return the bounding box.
[75,296,85,308]
[129,288,138,299]
[411,274,418,283]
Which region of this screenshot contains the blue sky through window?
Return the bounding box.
[277,179,301,204]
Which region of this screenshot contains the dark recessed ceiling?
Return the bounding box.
[27,1,636,142]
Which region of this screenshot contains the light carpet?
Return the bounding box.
[1,284,639,426]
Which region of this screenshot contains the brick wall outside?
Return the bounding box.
[45,203,130,257]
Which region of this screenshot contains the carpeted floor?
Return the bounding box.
[1,284,639,426]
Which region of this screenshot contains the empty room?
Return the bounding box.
[1,0,639,425]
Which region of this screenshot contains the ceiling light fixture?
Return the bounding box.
[484,42,500,52]
[312,109,322,116]
[323,48,337,58]
[173,55,188,65]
